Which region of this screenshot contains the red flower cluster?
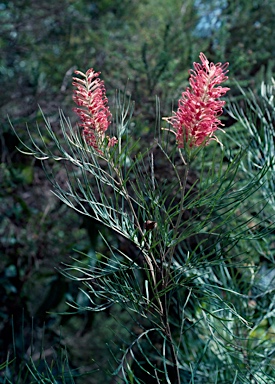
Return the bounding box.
[165,53,229,147]
[72,68,117,153]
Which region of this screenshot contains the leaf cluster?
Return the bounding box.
[8,83,275,382]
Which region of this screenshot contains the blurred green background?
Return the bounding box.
[1,0,275,382]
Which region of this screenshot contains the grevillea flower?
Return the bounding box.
[164,53,229,148]
[72,68,117,154]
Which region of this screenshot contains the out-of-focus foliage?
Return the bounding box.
[222,0,275,82]
[0,0,201,125]
[196,0,275,83]
[1,0,275,122]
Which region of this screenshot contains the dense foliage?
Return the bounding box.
[1,1,275,383]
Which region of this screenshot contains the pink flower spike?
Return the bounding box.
[72,68,116,153]
[165,53,230,148]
